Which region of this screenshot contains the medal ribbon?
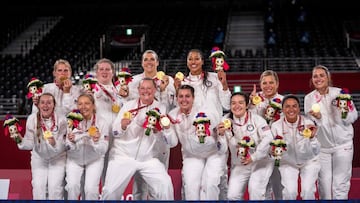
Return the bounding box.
[40,113,56,133]
[86,114,96,131]
[98,83,116,103]
[166,114,181,124]
[128,99,151,117]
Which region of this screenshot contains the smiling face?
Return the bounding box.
[38,94,55,118]
[138,78,156,105]
[230,94,247,118]
[142,52,159,77]
[312,67,329,93]
[260,75,278,99]
[177,88,194,114]
[187,50,204,75]
[77,94,95,120]
[96,61,114,85]
[282,97,300,123]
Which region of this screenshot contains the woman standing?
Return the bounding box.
[175,49,231,119]
[18,93,67,199]
[31,59,81,114]
[65,93,109,200]
[304,65,358,199]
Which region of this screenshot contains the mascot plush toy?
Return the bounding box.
[114,67,132,91]
[192,112,211,143]
[82,74,98,92]
[143,107,162,136]
[209,46,230,72]
[66,109,84,133]
[237,136,255,159]
[26,77,44,99]
[270,135,287,167]
[336,88,354,119]
[3,114,23,144]
[264,98,282,124]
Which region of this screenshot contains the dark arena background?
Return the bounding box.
[1,0,360,201]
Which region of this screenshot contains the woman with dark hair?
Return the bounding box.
[304,65,358,199]
[166,84,227,200]
[271,94,320,199]
[174,49,231,199]
[216,92,273,200]
[18,92,67,199]
[174,49,231,119]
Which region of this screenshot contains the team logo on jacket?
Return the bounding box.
[246,124,255,132]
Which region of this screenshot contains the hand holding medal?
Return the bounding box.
[175,72,184,81]
[160,116,171,129]
[88,126,98,137]
[223,118,232,129]
[112,103,121,113]
[302,125,316,139]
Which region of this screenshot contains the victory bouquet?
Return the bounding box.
[336,88,354,119]
[264,98,282,124]
[270,135,287,167]
[66,109,84,132]
[3,114,23,144]
[209,46,230,72]
[143,107,162,136]
[237,136,255,159]
[82,74,98,92]
[114,67,132,91]
[26,77,44,99]
[193,112,211,143]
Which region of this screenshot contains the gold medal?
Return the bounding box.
[252,95,262,105]
[223,119,232,129]
[302,128,312,138]
[175,72,184,81]
[311,103,320,113]
[112,104,120,113]
[43,130,53,139]
[156,71,165,80]
[160,116,170,127]
[88,126,97,137]
[123,111,132,119]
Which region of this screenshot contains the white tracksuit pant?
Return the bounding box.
[101,157,174,200]
[65,158,104,200]
[31,152,66,199]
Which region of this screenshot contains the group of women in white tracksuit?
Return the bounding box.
[14,53,358,201]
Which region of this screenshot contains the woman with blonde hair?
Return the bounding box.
[65,93,110,200]
[304,65,358,199]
